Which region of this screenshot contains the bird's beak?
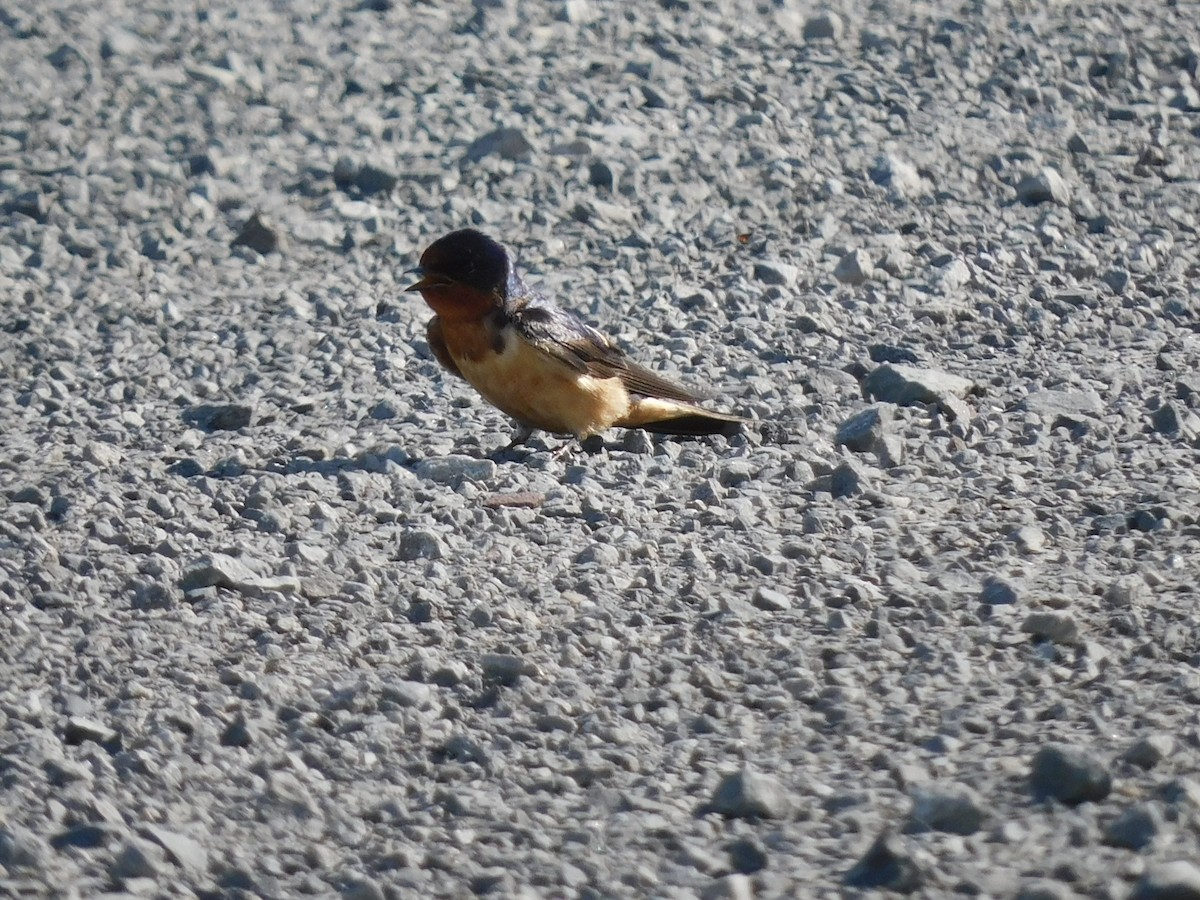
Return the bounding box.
[403,266,452,293]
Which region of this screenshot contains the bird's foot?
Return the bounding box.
[488,424,536,460]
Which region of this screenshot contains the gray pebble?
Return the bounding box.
[834,249,873,285]
[398,529,446,561]
[753,261,799,286]
[1030,743,1112,805]
[700,874,753,900]
[341,876,386,900]
[726,836,767,874]
[1104,802,1164,850]
[905,782,986,835]
[844,831,924,891]
[1008,525,1046,554]
[139,825,208,878]
[1126,734,1174,769]
[803,12,844,41]
[835,404,889,452]
[862,363,975,410]
[231,212,283,255]
[380,680,435,710]
[0,827,48,870]
[1017,881,1078,900]
[1132,861,1200,900]
[480,653,535,686]
[414,455,497,484]
[109,837,164,880]
[870,154,925,198]
[1022,611,1080,644]
[183,403,254,432]
[464,127,533,163]
[220,713,253,748]
[1016,167,1071,205]
[752,586,792,612]
[980,576,1019,606]
[1019,390,1104,428]
[708,765,791,819]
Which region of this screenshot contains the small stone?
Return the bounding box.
[414,456,497,484]
[398,529,446,561]
[50,824,114,850]
[870,154,925,198]
[1151,401,1200,439]
[980,577,1019,606]
[727,836,768,874]
[835,408,902,465]
[1102,268,1131,293]
[370,401,397,420]
[1126,734,1174,769]
[1022,611,1079,644]
[1017,881,1078,900]
[231,212,283,254]
[588,159,615,191]
[834,249,873,285]
[830,460,865,498]
[10,485,47,505]
[1159,778,1200,807]
[933,257,971,291]
[110,837,164,880]
[1104,802,1164,850]
[1105,576,1148,607]
[480,653,535,686]
[1030,743,1112,805]
[708,765,791,818]
[139,825,208,878]
[183,403,254,431]
[1016,167,1071,205]
[464,127,533,163]
[862,363,975,412]
[434,735,489,769]
[220,714,253,748]
[1008,525,1046,554]
[803,12,844,41]
[753,261,799,286]
[380,680,434,709]
[341,877,386,900]
[752,586,792,612]
[1022,388,1104,427]
[181,553,260,592]
[64,716,121,749]
[905,782,986,835]
[84,442,123,467]
[844,832,924,891]
[332,157,398,196]
[700,874,754,900]
[1132,861,1200,900]
[0,827,47,870]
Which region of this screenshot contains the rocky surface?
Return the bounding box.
[3,0,1200,896]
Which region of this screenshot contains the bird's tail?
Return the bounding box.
[618,397,749,437]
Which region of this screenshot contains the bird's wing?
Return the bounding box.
[425,315,465,379]
[510,298,707,404]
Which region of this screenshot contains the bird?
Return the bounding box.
[403,228,748,450]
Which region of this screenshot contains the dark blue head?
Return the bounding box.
[405,228,518,301]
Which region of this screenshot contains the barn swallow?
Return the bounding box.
[404,228,748,447]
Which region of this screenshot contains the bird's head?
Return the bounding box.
[405,229,518,320]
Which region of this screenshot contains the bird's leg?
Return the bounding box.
[549,434,602,459]
[489,422,536,459]
[503,422,535,451]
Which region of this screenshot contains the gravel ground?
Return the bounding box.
[3,0,1200,897]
